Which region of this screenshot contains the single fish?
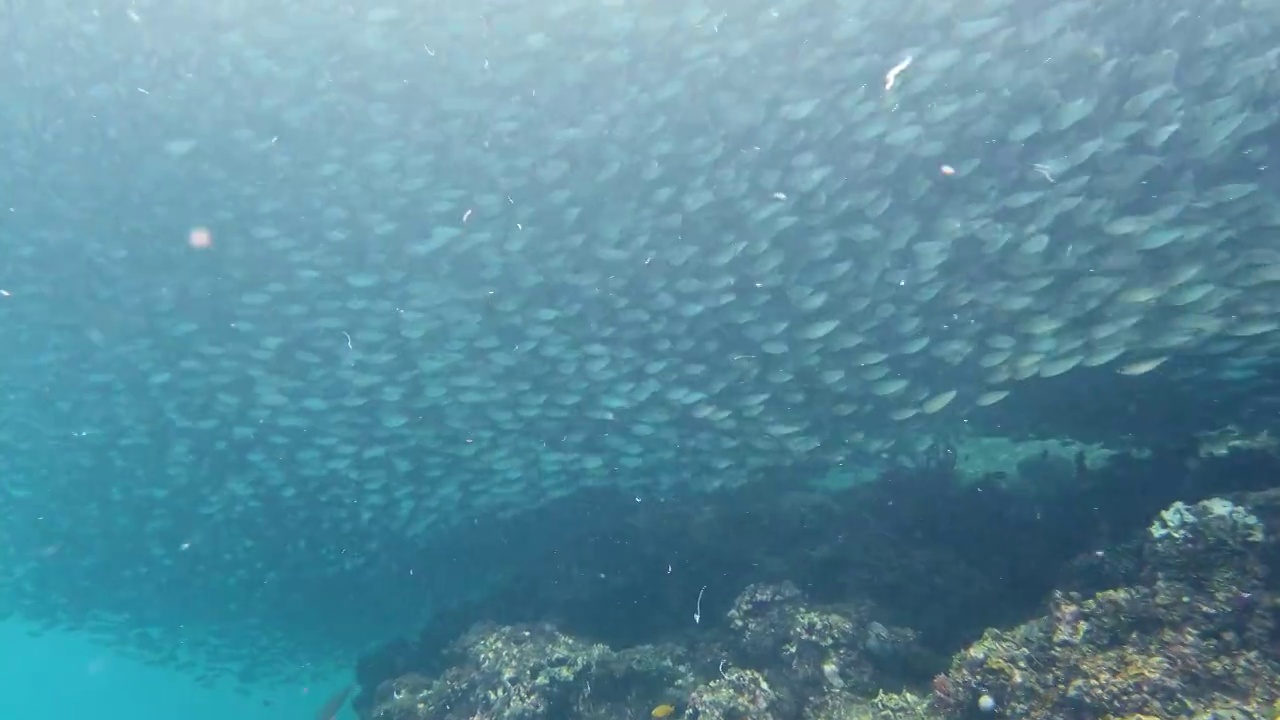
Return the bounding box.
[315,684,354,720]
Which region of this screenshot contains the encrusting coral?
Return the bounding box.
[363,488,1280,720]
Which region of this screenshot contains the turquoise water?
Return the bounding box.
[0,619,349,719]
[7,0,1280,715]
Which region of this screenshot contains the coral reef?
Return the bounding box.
[724,580,932,704]
[368,622,693,720]
[366,582,926,720]
[686,668,779,720]
[721,581,933,717]
[726,581,869,692]
[356,455,1280,720]
[933,491,1280,720]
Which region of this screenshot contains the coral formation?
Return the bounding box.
[368,622,693,720]
[934,491,1280,720]
[357,463,1280,720]
[686,668,779,720]
[366,582,925,720]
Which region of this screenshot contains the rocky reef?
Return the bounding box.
[933,491,1280,720]
[365,579,929,720]
[355,448,1280,720]
[366,622,690,720]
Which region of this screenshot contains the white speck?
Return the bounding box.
[884,55,913,91]
[1032,163,1058,182]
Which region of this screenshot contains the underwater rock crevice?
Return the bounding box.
[356,448,1280,719]
[359,486,1280,720]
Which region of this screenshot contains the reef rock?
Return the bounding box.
[368,622,692,720]
[687,667,780,720]
[807,689,937,720]
[724,581,929,710]
[933,491,1280,720]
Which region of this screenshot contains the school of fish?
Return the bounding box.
[3,0,1280,684]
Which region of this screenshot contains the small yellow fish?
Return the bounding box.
[651,703,676,718]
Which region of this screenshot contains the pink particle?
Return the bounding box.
[188,227,213,249]
[940,165,956,176]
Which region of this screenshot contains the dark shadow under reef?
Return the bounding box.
[352,441,1280,718]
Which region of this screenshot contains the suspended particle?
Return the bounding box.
[188,226,213,249]
[884,55,913,91]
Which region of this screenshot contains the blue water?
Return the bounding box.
[6,0,1280,714]
[0,619,350,720]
